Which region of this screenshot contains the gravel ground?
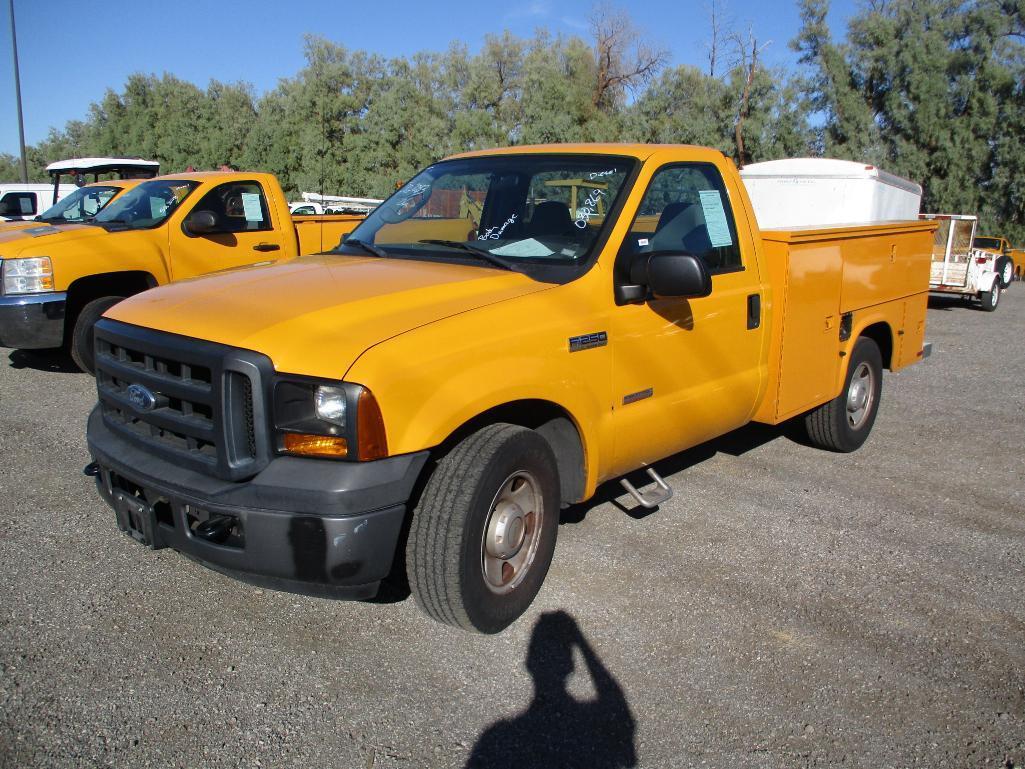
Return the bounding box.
[1,290,1022,769]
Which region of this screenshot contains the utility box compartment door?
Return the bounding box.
[839,226,934,312]
[772,239,844,420]
[895,296,928,370]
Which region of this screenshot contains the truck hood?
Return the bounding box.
[0,223,108,254]
[105,254,554,379]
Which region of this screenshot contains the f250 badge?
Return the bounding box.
[126,384,158,412]
[569,332,608,352]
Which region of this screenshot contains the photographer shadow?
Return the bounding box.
[465,610,637,769]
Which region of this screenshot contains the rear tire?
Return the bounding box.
[69,296,124,374]
[996,257,1013,289]
[406,423,560,634]
[979,282,1000,312]
[804,337,883,453]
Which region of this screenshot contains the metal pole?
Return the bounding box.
[8,0,29,183]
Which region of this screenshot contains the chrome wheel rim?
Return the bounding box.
[480,471,543,595]
[846,361,875,430]
[991,284,1000,307]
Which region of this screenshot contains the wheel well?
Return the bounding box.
[859,322,893,370]
[65,271,157,322]
[439,400,586,504]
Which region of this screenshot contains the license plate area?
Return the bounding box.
[114,491,157,547]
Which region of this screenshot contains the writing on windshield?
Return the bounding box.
[343,155,635,267]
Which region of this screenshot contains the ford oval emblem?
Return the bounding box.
[126,383,158,412]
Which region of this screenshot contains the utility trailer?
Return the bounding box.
[920,214,1002,311]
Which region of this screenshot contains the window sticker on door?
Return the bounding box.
[241,193,264,222]
[698,189,733,247]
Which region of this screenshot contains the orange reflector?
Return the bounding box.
[283,433,349,458]
[357,388,388,461]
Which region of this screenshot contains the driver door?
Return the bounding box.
[610,162,768,476]
[169,180,288,281]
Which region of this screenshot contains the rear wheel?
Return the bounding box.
[406,423,560,633]
[69,296,124,373]
[979,281,1000,312]
[804,337,883,453]
[996,257,1013,289]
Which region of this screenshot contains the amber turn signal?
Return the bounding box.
[282,433,349,458]
[356,388,388,461]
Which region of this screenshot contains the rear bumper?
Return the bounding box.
[0,292,66,348]
[87,406,430,599]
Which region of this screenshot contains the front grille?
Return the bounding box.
[94,319,273,481]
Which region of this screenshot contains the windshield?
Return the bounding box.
[93,179,198,229]
[972,237,1001,250]
[338,154,636,277]
[39,185,121,223]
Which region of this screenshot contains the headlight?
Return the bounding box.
[314,385,347,427]
[2,256,54,295]
[273,378,387,461]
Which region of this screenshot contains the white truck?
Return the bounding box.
[289,193,382,216]
[920,214,1003,311]
[0,183,76,221]
[0,157,159,222]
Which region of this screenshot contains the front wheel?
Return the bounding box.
[69,296,124,373]
[979,281,1000,312]
[406,423,560,633]
[804,336,883,453]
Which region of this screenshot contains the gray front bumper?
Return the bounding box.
[0,292,67,348]
[87,406,430,599]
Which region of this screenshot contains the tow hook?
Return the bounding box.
[194,515,236,544]
[83,462,100,477]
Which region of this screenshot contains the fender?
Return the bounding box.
[835,308,899,395]
[345,274,615,499]
[977,270,999,293]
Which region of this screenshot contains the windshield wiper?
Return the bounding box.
[344,238,389,258]
[417,239,515,271]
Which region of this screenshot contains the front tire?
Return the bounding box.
[979,281,1000,312]
[406,423,560,633]
[804,336,883,453]
[69,296,124,373]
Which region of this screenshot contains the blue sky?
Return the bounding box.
[1,0,856,157]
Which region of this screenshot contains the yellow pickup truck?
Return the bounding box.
[0,179,140,234]
[0,171,362,371]
[972,235,1023,287]
[84,144,936,633]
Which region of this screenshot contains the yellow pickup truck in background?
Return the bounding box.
[85,144,936,633]
[0,171,363,371]
[0,179,141,234]
[972,235,1023,287]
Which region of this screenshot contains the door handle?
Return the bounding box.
[747,293,761,330]
[253,242,280,252]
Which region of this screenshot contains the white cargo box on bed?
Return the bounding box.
[739,158,922,229]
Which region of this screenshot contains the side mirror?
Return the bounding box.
[183,210,219,236]
[628,252,712,299]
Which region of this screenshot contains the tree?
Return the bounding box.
[793,0,1025,239]
[589,3,668,112]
